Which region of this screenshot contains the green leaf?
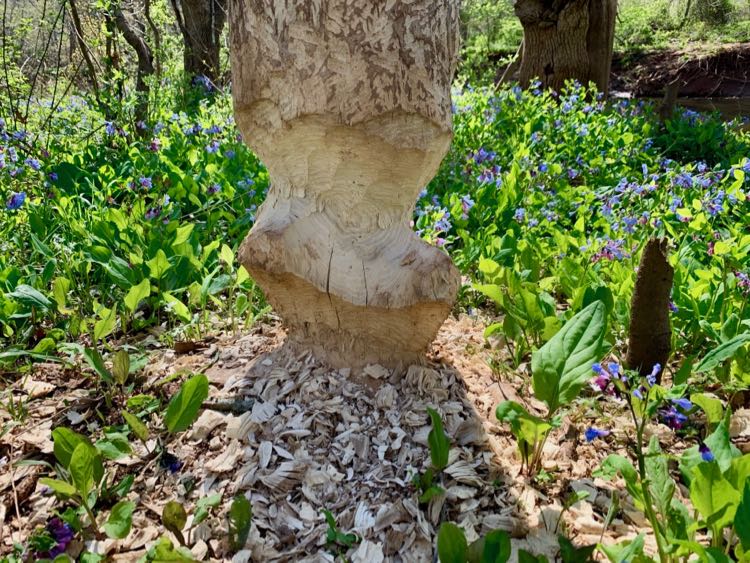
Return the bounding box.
[95,432,132,460]
[52,427,89,468]
[163,292,192,322]
[596,454,644,509]
[736,482,750,551]
[680,411,741,481]
[558,535,596,563]
[164,374,209,433]
[83,347,112,383]
[690,462,740,529]
[112,350,130,385]
[93,304,117,341]
[162,501,187,545]
[690,393,724,427]
[220,244,234,267]
[7,284,52,311]
[437,522,467,563]
[103,500,135,539]
[122,411,149,443]
[146,535,195,561]
[228,495,252,551]
[39,478,77,497]
[695,333,750,373]
[147,249,171,280]
[479,530,511,563]
[599,534,645,562]
[518,551,548,563]
[531,301,607,412]
[69,442,96,498]
[172,223,194,247]
[495,401,551,462]
[427,408,450,471]
[124,279,150,313]
[52,277,72,314]
[193,493,223,525]
[645,436,675,518]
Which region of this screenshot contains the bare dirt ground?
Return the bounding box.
[2,316,750,561]
[610,43,750,98]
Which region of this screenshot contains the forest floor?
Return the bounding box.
[3,315,750,561]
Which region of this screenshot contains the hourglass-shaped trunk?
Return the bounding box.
[228,1,461,369]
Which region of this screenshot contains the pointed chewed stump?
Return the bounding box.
[228,2,462,369]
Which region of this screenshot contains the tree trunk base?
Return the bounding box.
[237,113,460,370]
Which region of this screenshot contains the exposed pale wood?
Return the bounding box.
[228,1,461,369]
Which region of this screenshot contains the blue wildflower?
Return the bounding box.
[208,183,221,194]
[671,398,693,411]
[24,157,41,171]
[104,121,116,135]
[139,177,153,189]
[514,208,526,222]
[206,140,220,154]
[699,443,715,462]
[145,207,160,220]
[647,364,661,386]
[585,427,610,442]
[6,191,26,210]
[660,406,688,430]
[160,450,182,473]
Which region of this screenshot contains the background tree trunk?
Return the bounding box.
[112,3,154,125]
[514,0,617,94]
[172,0,225,81]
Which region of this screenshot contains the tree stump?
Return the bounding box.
[229,2,462,369]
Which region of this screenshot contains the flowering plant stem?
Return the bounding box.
[626,392,669,563]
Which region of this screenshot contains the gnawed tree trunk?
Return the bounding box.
[229,1,461,369]
[172,0,226,81]
[626,239,674,379]
[514,0,617,94]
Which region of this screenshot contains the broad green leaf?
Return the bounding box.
[558,535,596,563]
[124,279,150,313]
[172,223,194,247]
[7,284,52,311]
[690,393,724,427]
[70,442,96,498]
[95,432,132,460]
[52,277,73,314]
[164,374,209,433]
[466,530,511,563]
[496,401,551,459]
[163,292,192,322]
[39,478,77,497]
[518,551,549,563]
[193,493,223,525]
[52,427,89,468]
[599,534,645,562]
[147,249,171,279]
[695,334,750,373]
[437,522,467,563]
[531,301,607,412]
[690,462,740,529]
[112,350,130,385]
[103,500,135,539]
[645,436,675,518]
[736,482,750,551]
[83,347,112,383]
[122,411,149,443]
[147,535,195,561]
[94,305,117,341]
[220,244,234,267]
[596,454,644,509]
[162,501,188,545]
[228,495,252,551]
[427,407,450,471]
[681,411,741,481]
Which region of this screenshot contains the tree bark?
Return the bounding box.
[626,239,674,379]
[514,0,617,95]
[173,0,226,81]
[113,5,154,124]
[228,0,461,371]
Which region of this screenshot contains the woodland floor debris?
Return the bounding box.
[2,316,749,561]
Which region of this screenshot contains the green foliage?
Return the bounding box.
[164,373,209,433]
[228,495,253,552]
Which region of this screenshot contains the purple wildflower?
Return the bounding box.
[24,157,41,171]
[207,183,221,195]
[660,406,688,430]
[647,363,661,386]
[139,176,153,189]
[206,140,220,154]
[145,207,161,220]
[160,450,182,473]
[41,517,74,558]
[671,398,693,411]
[104,121,116,136]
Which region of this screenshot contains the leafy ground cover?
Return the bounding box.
[2,79,750,561]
